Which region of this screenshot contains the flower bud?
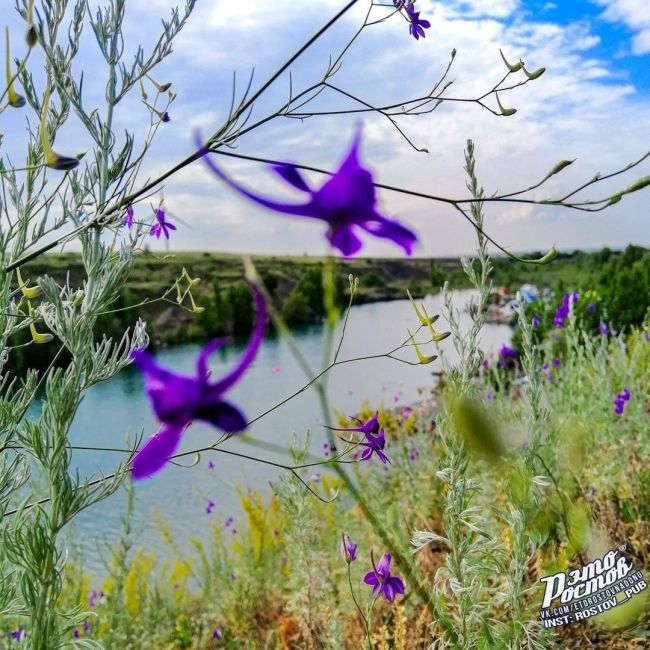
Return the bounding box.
[499,49,522,73]
[496,93,516,116]
[40,89,80,171]
[523,65,545,80]
[5,28,26,108]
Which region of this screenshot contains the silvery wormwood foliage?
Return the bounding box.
[0,1,195,647]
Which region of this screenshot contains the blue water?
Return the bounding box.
[54,291,511,576]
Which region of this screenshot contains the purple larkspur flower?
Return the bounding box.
[197,130,417,257]
[394,1,431,40]
[645,332,650,342]
[11,627,25,641]
[552,358,561,368]
[409,447,419,461]
[613,388,630,415]
[587,303,596,313]
[482,357,489,369]
[532,314,540,328]
[359,428,390,464]
[73,629,79,639]
[83,619,90,634]
[486,390,495,402]
[149,207,176,239]
[599,321,609,336]
[208,460,215,470]
[88,590,105,608]
[340,534,358,563]
[328,410,380,436]
[130,283,266,479]
[123,205,134,229]
[363,553,405,603]
[323,442,330,458]
[543,362,550,371]
[206,499,215,515]
[546,373,554,382]
[499,344,518,359]
[213,628,222,639]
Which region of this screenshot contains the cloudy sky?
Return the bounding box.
[5,0,650,257]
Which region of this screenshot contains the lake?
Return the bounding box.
[59,290,512,577]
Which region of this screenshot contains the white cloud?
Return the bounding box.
[594,0,650,54]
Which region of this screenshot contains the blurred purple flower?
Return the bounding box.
[363,553,405,602]
[323,442,331,458]
[552,358,561,368]
[532,314,540,328]
[340,534,358,563]
[88,590,104,608]
[206,499,215,515]
[11,627,25,641]
[197,131,417,257]
[406,3,431,39]
[486,390,495,402]
[83,619,90,635]
[409,447,419,461]
[73,629,79,639]
[123,205,134,229]
[150,208,176,239]
[208,460,215,470]
[614,388,630,415]
[213,628,222,639]
[130,283,266,479]
[482,357,489,369]
[599,321,609,337]
[498,344,517,368]
[587,303,596,313]
[542,362,550,371]
[225,516,234,528]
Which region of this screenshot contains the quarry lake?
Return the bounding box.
[48,290,512,577]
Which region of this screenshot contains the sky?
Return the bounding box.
[3,0,650,257]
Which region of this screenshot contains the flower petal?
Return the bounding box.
[132,350,200,423]
[361,217,417,255]
[327,225,363,257]
[206,282,267,396]
[132,422,184,480]
[376,553,392,579]
[272,164,311,192]
[363,571,379,586]
[195,400,247,433]
[196,338,228,380]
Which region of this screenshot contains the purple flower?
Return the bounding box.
[599,321,609,337]
[323,442,330,458]
[88,590,104,608]
[123,205,134,229]
[340,534,358,563]
[613,388,630,415]
[225,516,234,528]
[208,460,215,470]
[73,629,79,639]
[83,619,90,634]
[532,314,540,328]
[130,283,266,479]
[587,303,596,313]
[329,410,380,436]
[546,373,554,382]
[363,553,405,603]
[486,390,494,402]
[406,3,431,40]
[213,628,222,639]
[409,447,419,461]
[198,130,417,257]
[206,499,215,515]
[542,362,550,371]
[644,331,650,342]
[482,357,489,369]
[11,627,25,641]
[552,358,561,368]
[149,207,177,239]
[359,428,390,464]
[499,344,518,359]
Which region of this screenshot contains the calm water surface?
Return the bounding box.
[56,291,511,577]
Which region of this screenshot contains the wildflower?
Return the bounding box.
[482,357,489,369]
[359,428,390,464]
[340,533,358,563]
[547,373,554,382]
[123,205,134,229]
[208,460,215,470]
[613,388,630,415]
[83,619,90,634]
[402,407,412,418]
[409,447,419,461]
[11,627,25,641]
[150,207,176,239]
[88,590,105,608]
[587,303,596,313]
[206,499,215,515]
[328,410,380,436]
[486,390,494,402]
[130,282,266,479]
[73,629,79,638]
[405,3,431,40]
[273,365,281,375]
[363,552,405,603]
[225,516,234,527]
[532,314,540,328]
[213,628,222,639]
[552,358,561,368]
[498,344,517,368]
[542,362,550,371]
[599,321,609,336]
[197,130,417,257]
[323,442,330,458]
